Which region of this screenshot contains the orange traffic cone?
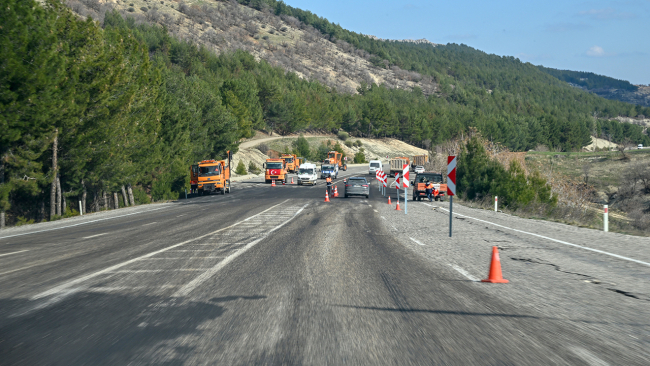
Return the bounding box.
[291,177,294,184]
[282,180,286,185]
[388,196,391,205]
[324,190,330,202]
[481,246,509,283]
[271,180,276,187]
[395,200,401,211]
[333,185,339,197]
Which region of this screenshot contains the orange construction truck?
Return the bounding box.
[264,158,288,183]
[326,151,347,171]
[389,156,411,177]
[411,171,447,201]
[190,151,232,195]
[281,153,298,173]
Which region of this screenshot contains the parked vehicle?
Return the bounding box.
[190,151,232,195]
[368,160,382,175]
[345,177,369,198]
[639,144,644,149]
[414,165,425,174]
[297,163,318,185]
[263,158,287,183]
[389,157,410,177]
[411,172,446,201]
[320,164,338,179]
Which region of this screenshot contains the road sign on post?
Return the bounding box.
[394,173,400,207]
[403,164,410,215]
[447,156,457,237]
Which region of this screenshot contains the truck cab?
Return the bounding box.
[281,154,298,173]
[320,164,338,179]
[190,152,232,195]
[297,163,318,185]
[264,159,287,184]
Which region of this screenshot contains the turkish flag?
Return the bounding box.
[268,169,280,175]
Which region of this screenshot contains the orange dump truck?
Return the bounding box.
[411,154,428,169]
[264,158,287,183]
[281,153,298,173]
[190,151,232,195]
[411,172,447,201]
[389,157,411,177]
[326,151,347,171]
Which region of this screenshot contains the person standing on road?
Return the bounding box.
[326,175,333,196]
[426,181,434,202]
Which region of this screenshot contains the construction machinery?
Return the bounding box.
[411,172,446,201]
[190,151,232,195]
[411,154,428,169]
[263,158,287,184]
[325,151,347,171]
[281,153,299,173]
[389,157,410,177]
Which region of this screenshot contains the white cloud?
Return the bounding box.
[586,46,605,57]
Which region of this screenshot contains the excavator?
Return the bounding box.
[281,153,298,173]
[190,151,232,195]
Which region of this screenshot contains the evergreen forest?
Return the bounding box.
[1,0,649,227]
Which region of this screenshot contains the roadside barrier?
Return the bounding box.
[324,190,330,202]
[481,246,509,283]
[271,180,276,187]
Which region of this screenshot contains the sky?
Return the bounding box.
[282,0,650,85]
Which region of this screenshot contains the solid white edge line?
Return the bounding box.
[0,249,29,257]
[423,203,650,268]
[83,233,108,239]
[0,205,170,240]
[409,237,425,246]
[450,264,479,282]
[172,203,308,297]
[31,200,291,300]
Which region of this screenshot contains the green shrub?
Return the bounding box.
[16,216,35,226]
[354,148,367,164]
[248,161,260,174]
[235,161,247,175]
[62,206,79,218]
[127,7,134,12]
[344,140,353,148]
[132,185,151,204]
[338,131,349,141]
[355,140,363,147]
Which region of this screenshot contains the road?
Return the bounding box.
[1,165,649,365]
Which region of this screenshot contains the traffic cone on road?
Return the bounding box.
[481,246,509,283]
[395,200,401,211]
[324,190,330,202]
[333,185,339,197]
[282,180,286,185]
[388,196,391,205]
[291,177,294,184]
[271,180,276,187]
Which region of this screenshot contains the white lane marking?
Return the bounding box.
[0,205,171,240]
[374,210,379,213]
[141,257,224,260]
[142,222,158,226]
[0,249,29,258]
[83,233,108,239]
[409,237,425,246]
[167,249,213,252]
[0,264,40,276]
[173,204,308,297]
[31,200,290,300]
[109,269,210,273]
[177,215,184,217]
[450,264,479,282]
[569,346,609,366]
[426,203,650,268]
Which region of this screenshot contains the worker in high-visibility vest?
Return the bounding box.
[425,181,434,202]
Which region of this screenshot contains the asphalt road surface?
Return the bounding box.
[1,165,649,365]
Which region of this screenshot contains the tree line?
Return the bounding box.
[1,0,649,228]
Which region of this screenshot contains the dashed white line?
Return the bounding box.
[450,264,479,282]
[426,203,650,268]
[409,237,425,246]
[0,249,29,258]
[374,209,379,213]
[142,222,158,226]
[83,233,108,239]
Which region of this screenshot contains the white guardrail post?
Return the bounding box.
[79,200,83,215]
[604,205,608,232]
[495,196,498,212]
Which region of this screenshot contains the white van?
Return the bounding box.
[368,160,382,175]
[639,144,644,149]
[297,163,318,185]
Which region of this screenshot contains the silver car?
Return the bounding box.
[344,177,369,198]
